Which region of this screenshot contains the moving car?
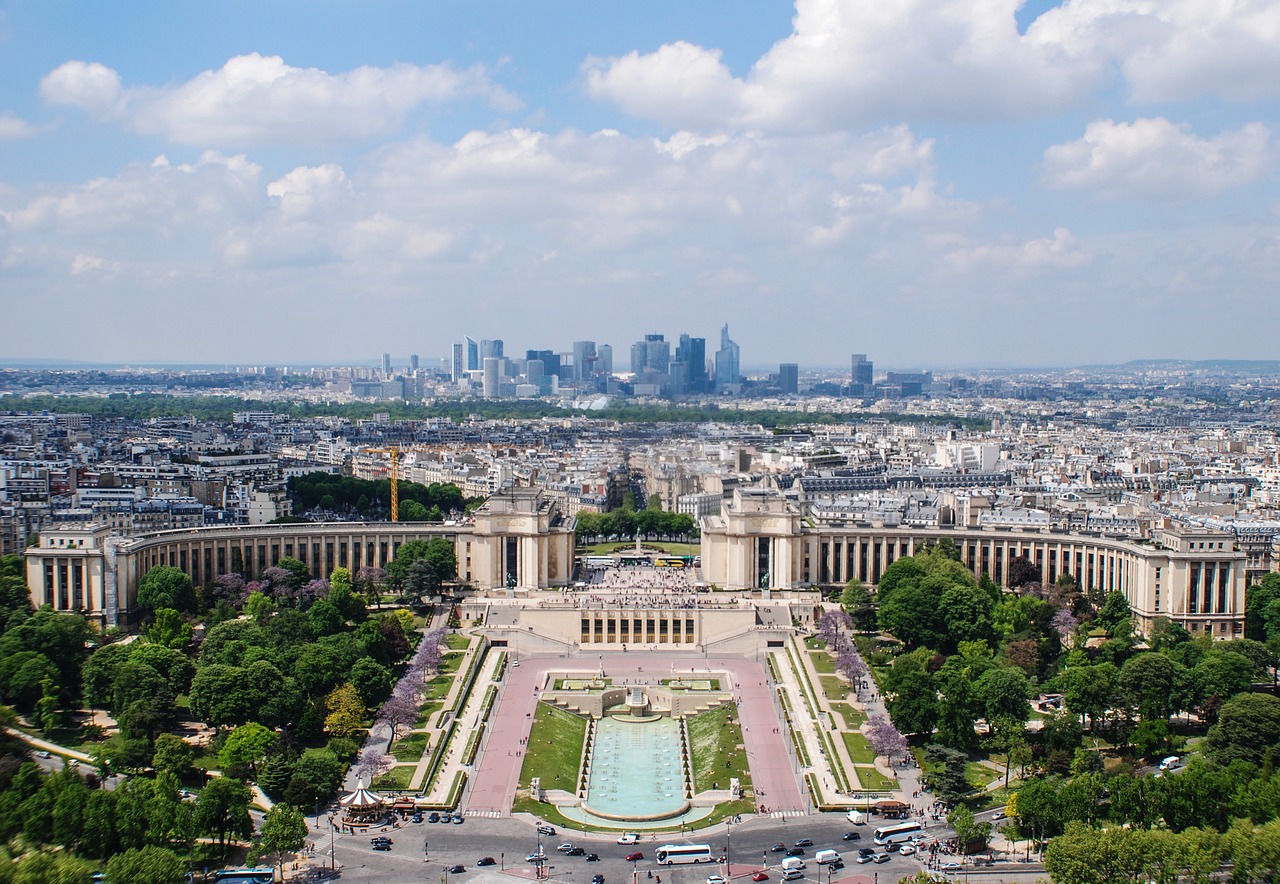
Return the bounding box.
[526,854,548,864]
[771,844,787,853]
[370,837,392,847]
[557,843,576,853]
[585,854,601,862]
[477,857,496,867]
[856,854,874,865]
[618,834,641,845]
[372,841,391,851]
[707,875,726,884]
[842,832,861,841]
[592,876,605,884]
[794,839,813,848]
[625,852,644,862]
[537,825,557,836]
[449,865,466,874]
[567,848,586,857]
[752,873,769,881]
[782,870,804,881]
[899,846,916,856]
[873,853,891,864]
[940,862,961,871]
[786,847,805,857]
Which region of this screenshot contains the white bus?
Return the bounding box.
[656,844,715,865]
[872,821,922,846]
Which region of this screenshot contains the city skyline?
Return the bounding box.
[2,2,1279,367]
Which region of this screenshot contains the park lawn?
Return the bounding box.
[415,701,442,728]
[854,766,897,791]
[518,703,588,793]
[390,732,430,762]
[829,703,866,729]
[687,704,750,793]
[819,675,851,701]
[810,650,836,673]
[424,675,454,701]
[438,653,463,675]
[965,761,998,789]
[842,732,877,764]
[372,765,415,790]
[446,634,470,650]
[804,636,826,650]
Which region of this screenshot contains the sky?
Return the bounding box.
[1,0,1278,370]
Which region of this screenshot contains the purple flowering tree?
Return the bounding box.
[866,715,909,763]
[1051,608,1078,644]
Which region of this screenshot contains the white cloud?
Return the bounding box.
[945,228,1092,273]
[1033,0,1280,103]
[586,0,1102,132]
[69,253,107,275]
[1043,118,1275,199]
[40,53,518,146]
[585,0,1280,134]
[0,112,49,141]
[266,165,353,217]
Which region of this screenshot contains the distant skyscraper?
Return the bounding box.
[482,357,501,398]
[630,340,648,373]
[526,349,561,376]
[572,340,597,381]
[715,324,740,390]
[645,334,669,374]
[480,339,504,361]
[451,343,464,382]
[410,354,419,372]
[465,336,479,372]
[678,334,707,392]
[382,352,391,377]
[779,363,799,394]
[852,354,873,387]
[597,344,613,377]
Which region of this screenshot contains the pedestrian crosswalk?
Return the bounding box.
[770,809,807,819]
[466,809,506,818]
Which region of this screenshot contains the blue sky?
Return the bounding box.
[2,1,1278,368]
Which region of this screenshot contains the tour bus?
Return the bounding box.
[213,870,276,883]
[583,555,615,569]
[655,844,715,865]
[872,821,922,846]
[653,556,687,568]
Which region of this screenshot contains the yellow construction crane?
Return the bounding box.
[366,447,401,521]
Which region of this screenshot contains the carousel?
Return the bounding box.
[338,777,389,830]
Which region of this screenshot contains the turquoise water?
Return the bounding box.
[584,717,686,819]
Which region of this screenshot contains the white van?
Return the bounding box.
[781,857,806,872]
[1158,756,1183,773]
[815,850,841,866]
[846,810,867,825]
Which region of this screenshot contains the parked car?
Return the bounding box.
[449,865,466,874]
[625,852,644,862]
[592,876,605,884]
[940,862,961,871]
[453,813,464,824]
[428,812,440,823]
[478,857,496,867]
[441,813,453,823]
[842,832,861,841]
[411,813,424,823]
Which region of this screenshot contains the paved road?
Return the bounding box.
[301,812,994,883]
[467,654,805,816]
